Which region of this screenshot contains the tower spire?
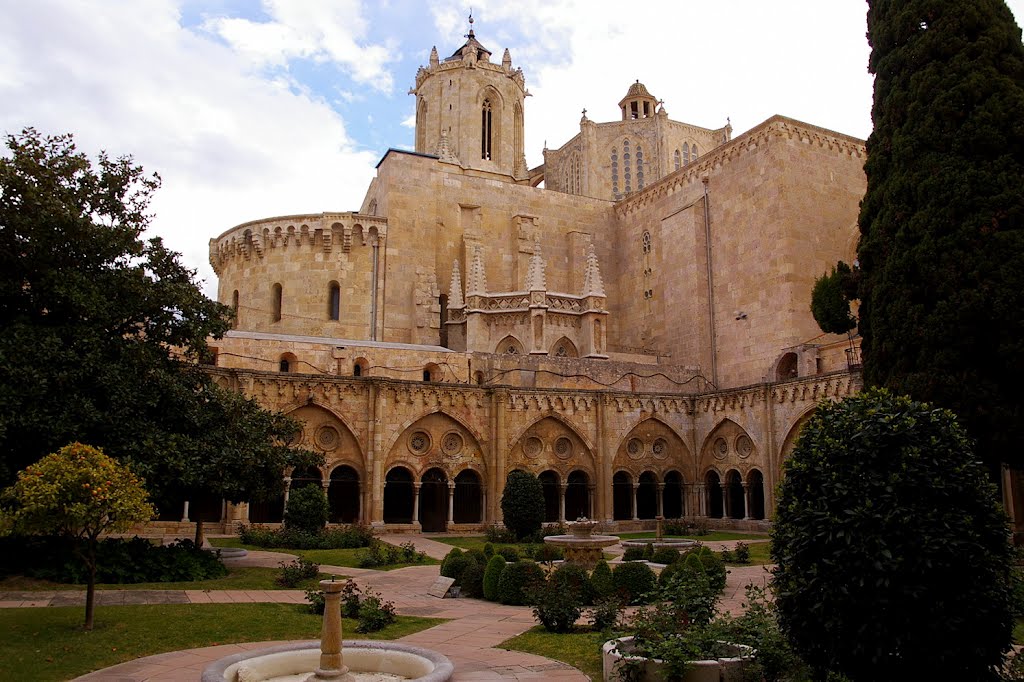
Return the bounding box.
[526,235,547,291]
[466,10,475,39]
[448,259,465,308]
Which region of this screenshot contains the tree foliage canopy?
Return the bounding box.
[772,389,1012,680]
[810,261,857,335]
[500,470,545,540]
[0,129,319,507]
[857,0,1024,470]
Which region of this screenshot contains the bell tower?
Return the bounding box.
[410,15,529,180]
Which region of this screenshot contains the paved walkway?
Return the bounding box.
[0,534,772,681]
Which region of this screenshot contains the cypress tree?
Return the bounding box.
[858,0,1024,472]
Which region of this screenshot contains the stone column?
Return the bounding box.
[588,484,596,519]
[631,482,639,521]
[494,388,508,524]
[181,500,190,523]
[315,579,348,678]
[559,483,567,523]
[719,482,728,519]
[481,489,488,524]
[447,480,456,525]
[742,482,751,521]
[412,482,422,526]
[696,483,706,517]
[657,482,665,518]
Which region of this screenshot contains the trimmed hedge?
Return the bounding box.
[497,560,545,605]
[612,560,656,605]
[590,559,614,599]
[483,555,507,601]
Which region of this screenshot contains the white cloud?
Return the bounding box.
[0,0,378,297]
[204,0,398,93]
[400,114,416,128]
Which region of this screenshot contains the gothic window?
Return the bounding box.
[279,353,296,373]
[623,138,632,194]
[353,363,362,377]
[231,290,239,329]
[674,149,681,170]
[415,99,427,152]
[692,143,698,160]
[683,142,690,164]
[636,146,645,189]
[611,148,620,200]
[328,281,340,321]
[271,283,282,322]
[642,231,652,254]
[481,98,493,160]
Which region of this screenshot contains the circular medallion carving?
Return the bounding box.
[652,437,668,459]
[408,430,431,455]
[736,435,753,459]
[441,432,464,455]
[554,436,573,460]
[314,425,340,451]
[523,436,543,458]
[627,438,644,460]
[713,437,728,460]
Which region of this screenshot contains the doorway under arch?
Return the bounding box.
[637,471,658,519]
[726,470,745,519]
[748,469,766,520]
[566,470,590,520]
[663,470,684,518]
[705,470,723,519]
[328,465,360,523]
[383,467,414,524]
[613,471,634,520]
[539,470,560,523]
[420,468,448,532]
[453,469,483,524]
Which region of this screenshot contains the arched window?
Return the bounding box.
[642,231,652,254]
[279,353,296,373]
[353,363,362,377]
[623,139,632,193]
[683,142,690,164]
[691,143,698,160]
[415,99,427,152]
[271,283,282,322]
[328,281,340,321]
[231,290,239,328]
[481,98,493,160]
[353,357,368,377]
[674,149,681,170]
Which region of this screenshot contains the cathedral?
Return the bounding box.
[184,23,866,533]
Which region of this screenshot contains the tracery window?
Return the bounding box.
[683,142,690,165]
[642,231,652,254]
[611,147,620,199]
[674,149,681,170]
[481,99,493,160]
[691,143,698,160]
[623,139,632,194]
[636,145,645,190]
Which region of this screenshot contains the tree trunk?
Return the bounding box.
[84,542,96,631]
[194,517,205,547]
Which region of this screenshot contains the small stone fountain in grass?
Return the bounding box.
[202,578,453,682]
[543,518,620,569]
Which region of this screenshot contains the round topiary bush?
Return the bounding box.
[772,388,1013,680]
[612,560,656,605]
[441,551,474,586]
[460,562,485,598]
[590,559,614,599]
[500,470,545,540]
[651,547,681,565]
[497,546,520,562]
[439,548,462,577]
[497,560,545,605]
[483,555,506,601]
[622,546,646,562]
[283,484,329,533]
[550,562,595,606]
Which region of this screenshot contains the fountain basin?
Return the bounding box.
[201,640,454,682]
[545,533,620,569]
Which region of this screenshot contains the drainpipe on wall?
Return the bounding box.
[370,237,380,341]
[703,177,718,387]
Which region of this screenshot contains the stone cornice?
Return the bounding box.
[613,115,866,218]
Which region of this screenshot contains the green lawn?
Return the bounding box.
[209,537,439,570]
[433,536,537,555]
[0,603,444,682]
[500,625,610,679]
[617,531,770,542]
[0,567,337,592]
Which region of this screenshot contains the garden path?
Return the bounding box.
[1,534,771,681]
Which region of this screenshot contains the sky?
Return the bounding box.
[3,0,1023,297]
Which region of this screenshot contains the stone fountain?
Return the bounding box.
[543,518,620,569]
[202,579,453,682]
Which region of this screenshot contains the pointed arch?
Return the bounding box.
[614,416,691,476]
[780,407,817,462]
[382,409,486,479]
[549,337,578,358]
[380,407,487,465]
[699,417,759,472]
[509,412,597,458]
[496,335,525,355]
[284,403,365,473]
[508,414,597,481]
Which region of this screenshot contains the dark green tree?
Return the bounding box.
[0,129,319,532]
[857,1,1024,472]
[810,261,857,335]
[500,470,544,540]
[772,389,1012,680]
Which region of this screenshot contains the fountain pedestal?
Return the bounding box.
[314,579,352,681]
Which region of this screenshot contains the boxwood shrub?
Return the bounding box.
[497,560,545,605]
